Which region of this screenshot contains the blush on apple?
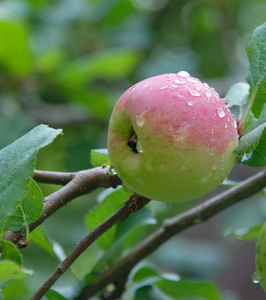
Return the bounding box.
[107,72,239,202]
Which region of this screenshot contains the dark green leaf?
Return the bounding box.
[30,226,55,257]
[5,179,43,231]
[45,289,67,300]
[1,241,22,266]
[91,208,156,273]
[235,103,266,166]
[0,124,62,234]
[223,223,264,240]
[84,187,130,250]
[90,149,111,167]
[156,280,220,300]
[30,227,67,263]
[245,22,266,118]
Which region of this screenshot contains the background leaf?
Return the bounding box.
[0,124,62,234]
[245,22,266,118]
[84,187,130,250]
[225,82,250,107]
[223,223,264,241]
[155,280,220,300]
[90,149,111,167]
[0,20,32,76]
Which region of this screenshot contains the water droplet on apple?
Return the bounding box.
[232,114,237,128]
[136,140,143,153]
[172,84,178,88]
[241,152,252,162]
[173,122,191,140]
[130,85,136,91]
[205,91,212,98]
[216,108,225,118]
[174,78,186,84]
[146,163,153,171]
[159,86,167,90]
[159,163,166,172]
[136,111,145,127]
[122,181,135,193]
[187,101,194,106]
[110,166,117,175]
[225,123,228,128]
[177,71,190,77]
[201,172,212,183]
[137,177,144,186]
[189,90,201,97]
[195,85,202,91]
[203,82,210,88]
[187,77,198,83]
[252,271,260,284]
[222,98,230,107]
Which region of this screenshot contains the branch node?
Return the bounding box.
[128,193,150,212]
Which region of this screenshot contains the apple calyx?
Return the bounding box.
[127,132,138,153]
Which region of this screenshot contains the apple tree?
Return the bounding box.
[0,2,266,300]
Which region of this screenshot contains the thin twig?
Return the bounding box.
[33,169,75,185]
[4,166,122,246]
[76,169,266,299]
[30,194,150,300]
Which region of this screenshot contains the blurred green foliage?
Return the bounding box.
[1,0,266,299]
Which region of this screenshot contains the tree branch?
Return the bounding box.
[30,194,150,300]
[33,169,75,185]
[76,168,266,299]
[4,166,122,246]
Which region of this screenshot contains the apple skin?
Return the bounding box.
[256,222,266,291]
[107,72,239,202]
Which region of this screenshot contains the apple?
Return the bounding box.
[107,71,239,202]
[255,222,266,291]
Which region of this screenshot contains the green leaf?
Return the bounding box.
[225,82,250,107]
[55,48,140,88]
[90,149,111,167]
[124,263,180,299]
[0,20,32,76]
[30,226,67,262]
[91,207,156,274]
[5,179,43,231]
[1,241,22,266]
[45,289,67,300]
[0,124,62,235]
[30,226,55,257]
[235,102,266,166]
[223,223,264,241]
[84,187,130,250]
[0,260,32,283]
[155,280,220,300]
[245,22,266,118]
